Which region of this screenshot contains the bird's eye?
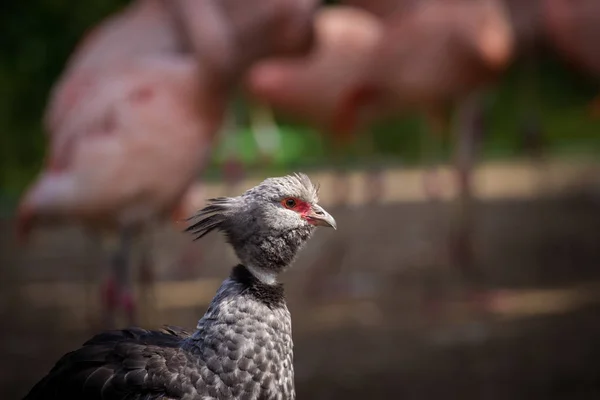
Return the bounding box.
[283,198,297,209]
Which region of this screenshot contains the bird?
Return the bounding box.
[23,173,336,400]
[332,1,514,219]
[18,54,215,327]
[245,5,385,134]
[17,0,221,327]
[331,0,515,138]
[17,0,321,327]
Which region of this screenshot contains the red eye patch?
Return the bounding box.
[281,197,310,214]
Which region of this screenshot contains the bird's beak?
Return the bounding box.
[306,204,337,230]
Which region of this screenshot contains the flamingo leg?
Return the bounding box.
[519,50,545,160]
[82,230,101,331]
[99,235,118,328]
[100,227,136,328]
[419,110,450,319]
[137,224,157,327]
[449,93,483,281]
[358,127,384,205]
[448,92,497,318]
[118,227,137,327]
[422,109,448,201]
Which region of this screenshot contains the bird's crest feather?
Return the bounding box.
[185,197,237,240]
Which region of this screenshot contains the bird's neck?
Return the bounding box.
[188,264,288,339]
[230,264,286,304]
[230,226,314,285]
[204,265,286,317]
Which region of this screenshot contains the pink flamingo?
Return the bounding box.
[245,5,386,180]
[245,3,387,187]
[332,0,514,138]
[19,54,215,326]
[17,0,319,326]
[246,6,384,133]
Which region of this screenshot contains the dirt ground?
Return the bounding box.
[2,163,600,399]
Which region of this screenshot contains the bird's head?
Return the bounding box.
[186,173,336,283]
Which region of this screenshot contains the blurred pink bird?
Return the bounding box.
[333,0,515,137]
[20,58,215,326]
[246,6,385,134]
[328,0,514,205]
[17,0,319,326]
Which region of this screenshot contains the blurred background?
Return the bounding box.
[2,0,600,398]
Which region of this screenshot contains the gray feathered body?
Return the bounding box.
[183,265,295,399]
[24,265,294,400]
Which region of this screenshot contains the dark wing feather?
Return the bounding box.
[158,326,191,338]
[23,327,193,400]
